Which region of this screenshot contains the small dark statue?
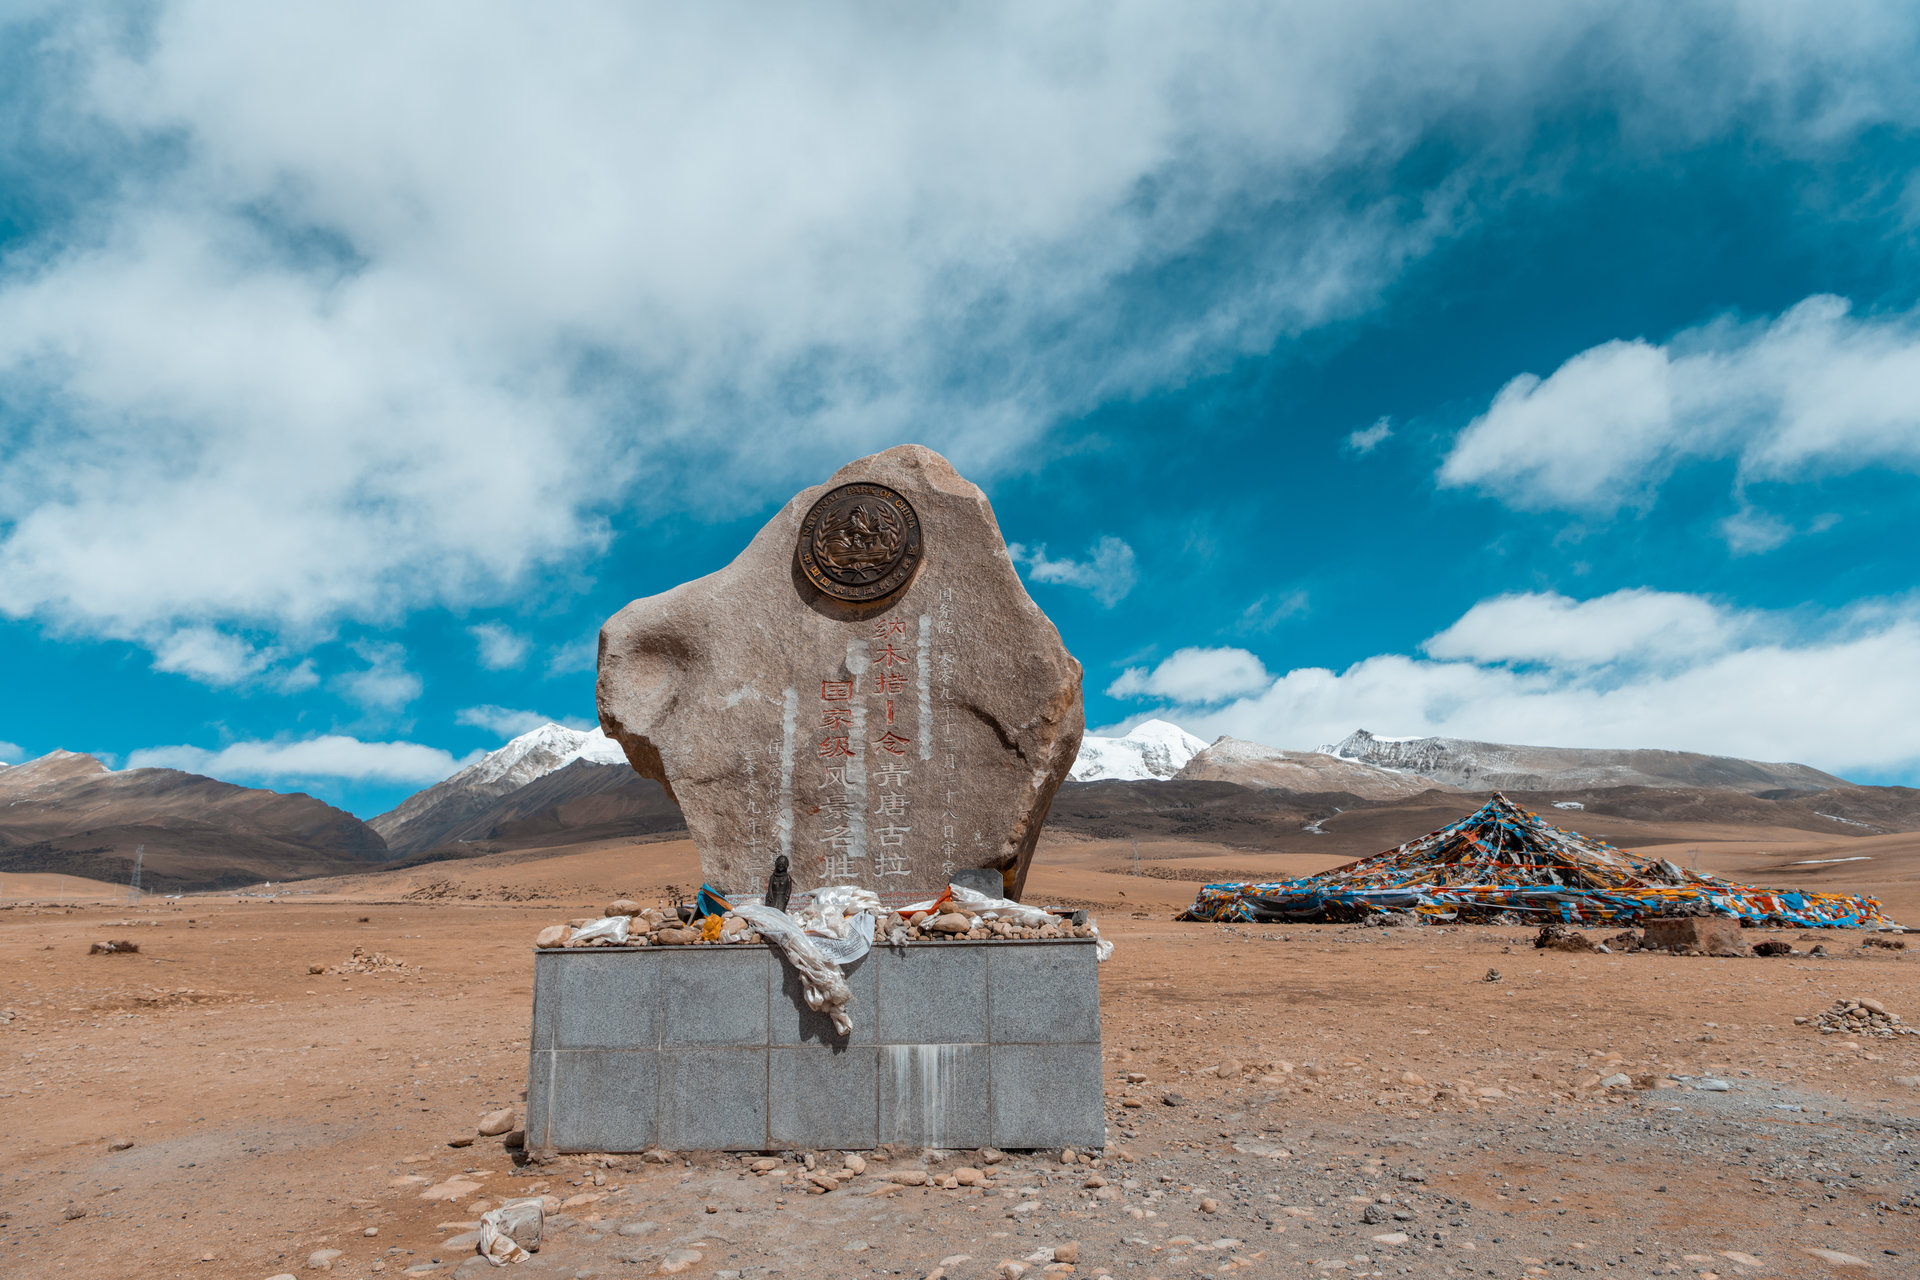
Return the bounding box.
[763,853,793,913]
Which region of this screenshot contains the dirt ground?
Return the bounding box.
[5,831,1918,1280]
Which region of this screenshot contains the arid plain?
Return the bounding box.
[7,819,1918,1280]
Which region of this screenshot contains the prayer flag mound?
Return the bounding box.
[1178,793,1894,928]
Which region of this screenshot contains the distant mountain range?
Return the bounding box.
[0,748,389,892]
[1070,722,1850,796]
[3,716,1904,894]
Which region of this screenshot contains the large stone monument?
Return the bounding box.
[597,444,1084,900]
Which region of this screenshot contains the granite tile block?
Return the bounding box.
[548,1049,659,1153]
[988,942,1100,1044]
[877,1043,990,1149]
[659,1049,769,1150]
[769,1046,878,1150]
[874,945,987,1045]
[990,1043,1105,1150]
[549,951,659,1050]
[659,948,769,1047]
[525,1049,555,1151]
[770,951,874,1045]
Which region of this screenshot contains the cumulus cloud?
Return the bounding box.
[333,641,423,712]
[1440,295,1920,514]
[1108,646,1272,702]
[470,623,531,671]
[1127,589,1920,779]
[1345,417,1393,455]
[1009,536,1138,608]
[1421,589,1743,669]
[1,4,1916,658]
[128,735,478,784]
[0,740,25,763]
[455,704,592,737]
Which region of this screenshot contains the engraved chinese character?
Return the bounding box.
[819,705,854,730]
[874,849,910,877]
[821,679,854,701]
[870,670,906,696]
[818,766,847,789]
[817,736,854,758]
[873,792,911,818]
[873,823,911,848]
[872,762,911,788]
[871,730,911,756]
[872,643,911,668]
[872,617,909,640]
[819,824,857,850]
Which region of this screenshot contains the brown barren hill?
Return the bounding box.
[0,750,389,893]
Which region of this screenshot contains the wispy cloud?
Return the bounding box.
[470,623,530,671]
[0,740,24,763]
[1345,417,1393,455]
[334,641,422,712]
[1009,536,1137,608]
[455,705,591,738]
[129,735,478,784]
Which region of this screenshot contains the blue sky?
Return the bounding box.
[4,3,1920,817]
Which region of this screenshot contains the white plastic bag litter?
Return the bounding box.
[566,916,629,945]
[476,1198,544,1265]
[732,903,856,1035]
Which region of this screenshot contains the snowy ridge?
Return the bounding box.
[1319,728,1847,794]
[1070,719,1209,782]
[369,722,624,838]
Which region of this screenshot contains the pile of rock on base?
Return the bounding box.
[536,900,759,949]
[533,899,1098,949]
[1799,997,1917,1038]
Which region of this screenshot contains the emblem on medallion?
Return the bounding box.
[797,482,924,602]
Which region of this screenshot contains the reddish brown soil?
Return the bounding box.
[4,831,1917,1280]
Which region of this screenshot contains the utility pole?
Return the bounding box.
[127,844,145,906]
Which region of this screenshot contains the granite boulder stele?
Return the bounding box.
[596,443,1084,901]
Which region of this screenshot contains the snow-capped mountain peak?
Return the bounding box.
[1070,718,1210,782]
[369,722,625,839]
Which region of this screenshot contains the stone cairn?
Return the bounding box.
[1801,996,1916,1038]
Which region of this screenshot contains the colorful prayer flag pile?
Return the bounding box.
[1177,793,1895,928]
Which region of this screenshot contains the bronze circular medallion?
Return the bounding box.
[797,482,924,602]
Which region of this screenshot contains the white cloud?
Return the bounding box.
[1345,417,1393,455]
[1441,295,1920,514]
[1009,536,1137,607]
[333,641,422,711]
[0,740,24,763]
[470,623,530,671]
[1130,589,1920,780]
[545,635,599,677]
[0,5,1915,655]
[1238,589,1310,633]
[128,735,478,784]
[1109,646,1271,702]
[1717,508,1794,555]
[455,705,592,737]
[1421,589,1742,669]
[149,627,273,686]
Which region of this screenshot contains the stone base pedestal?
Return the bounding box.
[526,939,1103,1154]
